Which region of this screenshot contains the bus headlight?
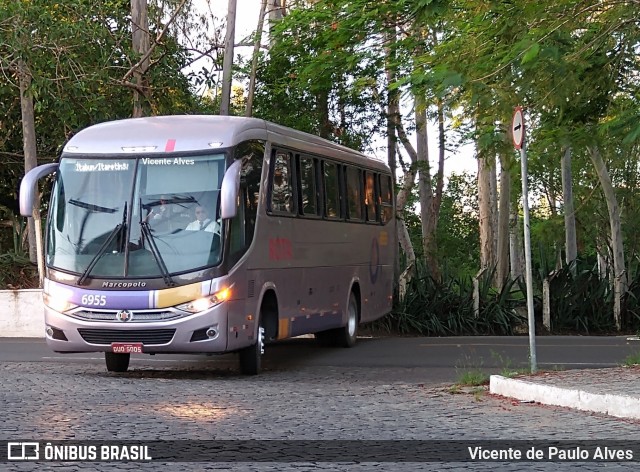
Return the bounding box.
[177,288,231,314]
[43,292,78,313]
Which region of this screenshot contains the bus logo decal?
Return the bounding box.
[116,310,133,322]
[269,238,293,261]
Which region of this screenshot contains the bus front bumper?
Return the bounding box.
[42,303,230,354]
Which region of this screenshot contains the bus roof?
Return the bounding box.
[62,115,390,172]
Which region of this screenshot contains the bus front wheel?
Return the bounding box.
[105,352,130,372]
[239,323,265,375]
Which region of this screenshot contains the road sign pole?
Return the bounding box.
[513,106,537,373]
[520,143,537,373]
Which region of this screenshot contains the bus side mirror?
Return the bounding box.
[20,163,59,216]
[220,159,242,220]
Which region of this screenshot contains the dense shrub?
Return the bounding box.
[547,262,616,333]
[0,252,39,289]
[373,265,526,336]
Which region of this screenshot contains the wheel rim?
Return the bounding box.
[258,326,265,355]
[347,300,357,337]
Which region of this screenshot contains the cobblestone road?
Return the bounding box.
[1,361,639,471]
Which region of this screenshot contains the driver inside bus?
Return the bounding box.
[185,206,220,233]
[145,195,171,224]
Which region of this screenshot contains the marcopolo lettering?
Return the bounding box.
[102,281,147,288]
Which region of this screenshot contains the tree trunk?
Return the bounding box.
[393,111,419,296]
[587,146,625,330]
[245,0,267,117]
[478,153,495,270]
[316,89,331,138]
[267,0,286,22]
[220,0,237,116]
[18,60,44,284]
[131,0,150,118]
[267,0,286,47]
[397,212,416,300]
[561,146,578,271]
[396,167,417,299]
[434,98,446,224]
[415,95,439,279]
[496,152,511,288]
[490,155,498,260]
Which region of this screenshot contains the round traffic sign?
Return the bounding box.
[512,106,525,149]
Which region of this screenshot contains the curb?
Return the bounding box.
[489,375,640,421]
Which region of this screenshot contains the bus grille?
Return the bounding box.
[78,329,175,345]
[71,309,183,322]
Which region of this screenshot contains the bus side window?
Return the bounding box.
[322,161,341,219]
[364,171,377,223]
[379,174,394,224]
[270,151,294,214]
[346,166,363,221]
[298,155,319,216]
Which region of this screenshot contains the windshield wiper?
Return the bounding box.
[139,200,175,287]
[69,199,118,214]
[77,202,127,286]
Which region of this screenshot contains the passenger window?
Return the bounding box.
[379,174,393,223]
[364,171,377,222]
[270,152,294,214]
[299,156,318,216]
[346,166,363,220]
[323,161,341,218]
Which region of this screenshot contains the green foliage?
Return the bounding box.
[623,351,640,367]
[436,172,479,278]
[546,261,616,333]
[0,252,38,289]
[456,370,489,387]
[377,263,525,336]
[621,273,640,333]
[252,0,407,149]
[0,0,209,219]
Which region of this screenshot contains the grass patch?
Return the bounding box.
[456,369,490,386]
[623,351,640,366]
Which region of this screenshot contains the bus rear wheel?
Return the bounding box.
[315,292,359,348]
[239,323,265,375]
[105,352,130,372]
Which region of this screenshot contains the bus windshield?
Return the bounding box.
[47,154,226,279]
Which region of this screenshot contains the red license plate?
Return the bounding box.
[111,342,143,354]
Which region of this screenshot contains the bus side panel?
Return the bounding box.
[358,225,395,323]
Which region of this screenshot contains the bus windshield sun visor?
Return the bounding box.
[77,202,127,286]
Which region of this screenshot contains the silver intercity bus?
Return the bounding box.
[20,116,395,374]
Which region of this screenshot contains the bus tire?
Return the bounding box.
[239,321,265,375]
[105,352,130,372]
[315,292,359,348]
[337,292,359,348]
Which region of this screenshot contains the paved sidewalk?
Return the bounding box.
[490,365,640,421]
